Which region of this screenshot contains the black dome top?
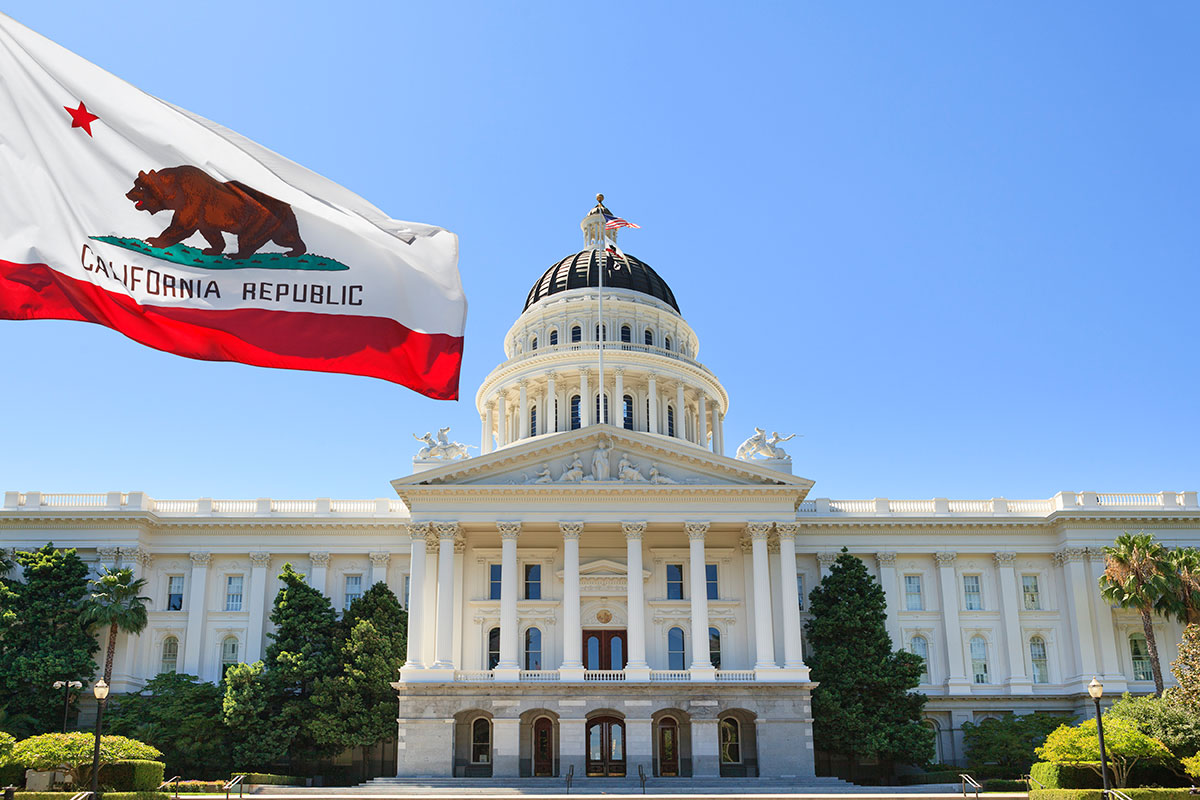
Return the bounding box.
[524,250,680,313]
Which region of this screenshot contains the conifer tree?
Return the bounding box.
[805,548,934,768]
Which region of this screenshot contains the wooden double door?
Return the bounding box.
[583,629,627,671]
[586,716,626,776]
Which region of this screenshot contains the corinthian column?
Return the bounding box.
[559,522,584,680]
[686,522,715,679]
[432,522,459,669]
[401,526,429,676]
[936,551,970,692]
[747,523,779,674]
[246,552,271,663]
[495,521,522,680]
[776,524,808,676]
[181,552,209,676]
[623,522,650,680]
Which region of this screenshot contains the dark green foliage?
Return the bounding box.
[963,713,1078,771]
[230,773,306,785]
[897,771,960,784]
[1032,761,1103,789]
[310,583,407,759]
[0,761,24,787]
[106,673,232,778]
[804,548,934,767]
[172,781,225,792]
[0,545,98,734]
[1029,790,1195,800]
[1106,692,1200,760]
[984,779,1031,791]
[99,760,165,791]
[16,793,170,800]
[221,662,293,769]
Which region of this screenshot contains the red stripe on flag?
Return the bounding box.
[0,260,463,399]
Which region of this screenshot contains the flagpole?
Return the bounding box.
[596,193,605,426]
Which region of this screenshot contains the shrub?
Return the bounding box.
[0,761,25,787]
[12,733,160,788]
[0,731,15,765]
[17,793,169,800]
[1181,753,1200,783]
[1107,693,1200,760]
[983,779,1030,791]
[174,781,225,792]
[1031,761,1104,789]
[100,760,166,791]
[1029,790,1196,800]
[964,713,1077,772]
[231,772,306,786]
[1037,717,1173,787]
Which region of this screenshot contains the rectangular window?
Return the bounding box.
[964,575,983,610]
[344,575,362,610]
[666,564,684,600]
[524,563,541,600]
[1022,575,1041,610]
[166,575,184,611]
[706,564,719,600]
[403,575,411,608]
[905,575,923,610]
[797,574,805,611]
[489,564,502,600]
[224,575,243,612]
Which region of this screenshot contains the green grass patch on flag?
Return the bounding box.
[91,236,349,271]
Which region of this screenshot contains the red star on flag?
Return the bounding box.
[64,101,99,136]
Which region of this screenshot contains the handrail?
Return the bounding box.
[960,773,982,798]
[638,763,647,794]
[158,776,182,800]
[1109,790,1135,800]
[565,763,574,793]
[224,774,245,800]
[1025,773,1047,790]
[68,792,93,800]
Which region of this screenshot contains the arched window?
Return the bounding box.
[595,324,606,341]
[709,627,722,670]
[529,405,537,437]
[525,627,542,671]
[664,336,672,351]
[970,636,989,684]
[620,324,631,343]
[910,635,929,683]
[667,405,676,437]
[1130,634,1152,681]
[530,336,538,351]
[487,627,501,670]
[570,325,581,343]
[221,636,239,677]
[570,395,581,430]
[719,718,741,764]
[549,329,558,346]
[595,393,608,425]
[622,394,634,430]
[471,717,492,764]
[667,627,686,671]
[644,328,653,346]
[160,636,179,674]
[1030,636,1049,684]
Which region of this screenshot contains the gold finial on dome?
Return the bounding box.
[596,193,604,204]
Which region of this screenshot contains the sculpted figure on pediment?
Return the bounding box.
[592,438,612,481]
[617,453,646,482]
[648,463,678,484]
[558,453,586,482]
[528,464,554,484]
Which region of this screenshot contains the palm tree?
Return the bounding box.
[1099,532,1172,695]
[1157,547,1200,626]
[79,568,150,684]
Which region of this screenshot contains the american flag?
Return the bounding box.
[604,213,640,230]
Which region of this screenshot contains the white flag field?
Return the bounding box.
[0,13,466,399]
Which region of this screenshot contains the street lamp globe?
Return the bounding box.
[93,679,109,701]
[1088,677,1103,700]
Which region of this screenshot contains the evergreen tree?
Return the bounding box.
[222,661,294,769]
[310,582,408,761]
[107,672,232,778]
[805,548,934,768]
[0,544,97,732]
[1172,624,1200,713]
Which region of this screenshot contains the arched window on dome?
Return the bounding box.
[667,626,686,671]
[530,336,537,351]
[595,393,609,425]
[160,636,178,674]
[623,394,634,430]
[667,405,676,437]
[644,328,653,347]
[909,635,929,683]
[620,324,631,344]
[1030,636,1049,684]
[570,395,581,430]
[529,404,537,437]
[571,325,581,343]
[595,324,606,342]
[549,329,558,346]
[664,336,672,352]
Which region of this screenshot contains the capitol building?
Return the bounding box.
[3,202,1198,782]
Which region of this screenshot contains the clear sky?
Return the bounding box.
[1,2,1197,502]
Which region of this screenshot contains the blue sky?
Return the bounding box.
[1,2,1197,501]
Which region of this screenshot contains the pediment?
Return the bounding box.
[392,425,814,496]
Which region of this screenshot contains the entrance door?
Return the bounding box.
[532,717,554,777]
[582,629,627,672]
[586,716,626,776]
[657,717,680,776]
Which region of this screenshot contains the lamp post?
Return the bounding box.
[89,679,109,800]
[52,680,83,733]
[1089,677,1110,800]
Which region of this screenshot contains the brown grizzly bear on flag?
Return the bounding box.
[126,165,307,259]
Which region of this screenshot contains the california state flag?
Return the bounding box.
[0,14,466,399]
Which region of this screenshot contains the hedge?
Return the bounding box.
[1030,790,1197,800]
[101,760,166,792]
[0,762,25,787]
[984,779,1031,792]
[17,794,170,800]
[173,781,226,793]
[231,773,306,786]
[1030,761,1190,789]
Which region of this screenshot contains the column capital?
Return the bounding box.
[622,521,647,539]
[369,551,391,567]
[97,546,120,565]
[497,521,522,540]
[249,551,272,568]
[817,551,837,568]
[993,551,1016,567]
[684,521,710,540]
[775,522,799,539]
[518,378,528,388]
[648,371,658,380]
[546,370,558,380]
[613,366,624,376]
[1055,547,1087,564]
[745,522,773,540]
[934,551,957,567]
[309,551,331,567]
[454,537,466,554]
[407,522,431,542]
[189,551,211,567]
[559,521,584,538]
[580,367,591,377]
[876,551,897,567]
[434,521,460,539]
[119,546,153,567]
